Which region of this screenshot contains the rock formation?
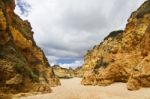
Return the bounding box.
[52,65,75,79]
[0,0,60,98]
[52,65,85,78]
[81,0,150,90]
[74,66,84,78]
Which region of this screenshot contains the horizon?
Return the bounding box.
[15,0,146,68]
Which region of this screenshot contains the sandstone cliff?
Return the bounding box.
[81,0,150,90]
[0,0,60,98]
[52,65,75,79]
[52,65,84,78]
[74,66,84,78]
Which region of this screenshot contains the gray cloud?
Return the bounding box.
[60,8,108,32]
[15,0,146,68]
[16,0,31,16]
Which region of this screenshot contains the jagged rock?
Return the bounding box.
[0,0,60,97]
[82,0,150,90]
[82,30,123,71]
[52,65,85,78]
[82,30,125,85]
[52,65,75,79]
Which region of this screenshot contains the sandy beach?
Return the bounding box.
[15,78,150,99]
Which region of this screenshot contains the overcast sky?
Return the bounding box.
[15,0,146,68]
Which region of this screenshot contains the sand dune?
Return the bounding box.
[15,78,150,99]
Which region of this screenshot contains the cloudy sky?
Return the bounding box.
[15,0,146,68]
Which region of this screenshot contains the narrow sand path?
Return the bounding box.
[17,78,150,99]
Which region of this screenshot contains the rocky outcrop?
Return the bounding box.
[127,24,150,90]
[82,0,150,90]
[52,65,75,79]
[74,66,84,78]
[0,0,60,97]
[52,65,85,78]
[82,30,123,71]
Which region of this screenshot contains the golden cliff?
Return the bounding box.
[0,0,60,98]
[81,0,150,90]
[52,65,84,78]
[52,65,75,79]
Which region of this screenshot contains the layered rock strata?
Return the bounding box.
[81,0,150,90]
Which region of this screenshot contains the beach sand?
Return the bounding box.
[15,78,150,99]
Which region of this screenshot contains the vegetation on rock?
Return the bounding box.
[81,0,150,90]
[0,0,60,98]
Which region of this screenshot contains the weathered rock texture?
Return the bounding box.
[74,66,84,78]
[52,65,75,79]
[52,65,85,78]
[81,0,150,90]
[0,0,60,97]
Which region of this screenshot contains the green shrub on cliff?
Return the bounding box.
[13,62,39,82]
[94,59,109,69]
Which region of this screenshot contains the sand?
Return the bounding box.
[14,78,150,99]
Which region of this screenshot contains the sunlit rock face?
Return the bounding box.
[82,0,150,90]
[0,0,60,97]
[52,65,85,78]
[52,65,75,79]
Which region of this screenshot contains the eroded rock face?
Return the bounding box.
[0,0,60,97]
[52,65,75,79]
[74,66,84,78]
[82,0,150,90]
[83,30,123,71]
[52,65,85,78]
[127,25,150,90]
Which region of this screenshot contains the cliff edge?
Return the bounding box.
[0,0,60,98]
[81,0,150,90]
